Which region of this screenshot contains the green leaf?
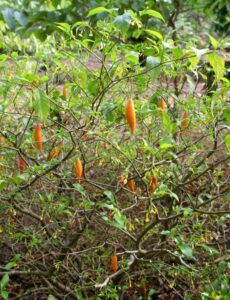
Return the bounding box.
[2,8,15,30]
[114,13,132,33]
[102,210,126,230]
[159,143,174,149]
[208,34,218,50]
[104,190,115,203]
[0,180,6,191]
[4,262,14,271]
[100,202,126,229]
[170,192,180,203]
[75,290,83,300]
[4,254,20,271]
[178,244,194,259]
[0,274,9,290]
[87,7,112,17]
[33,90,50,123]
[72,21,89,29]
[146,56,160,68]
[223,108,230,124]
[56,23,71,35]
[14,11,28,26]
[162,113,173,133]
[188,55,199,68]
[51,0,61,7]
[11,175,25,184]
[146,57,161,80]
[218,260,226,274]
[172,47,183,59]
[88,80,100,96]
[126,51,139,64]
[182,208,193,217]
[1,290,8,300]
[0,54,8,61]
[200,244,219,255]
[140,10,165,22]
[159,135,175,149]
[145,29,163,40]
[207,53,225,82]
[225,135,230,152]
[113,211,126,229]
[184,294,191,300]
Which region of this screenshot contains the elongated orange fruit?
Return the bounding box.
[48,140,64,160]
[140,283,147,298]
[128,179,135,192]
[75,159,83,182]
[63,87,67,100]
[34,123,42,151]
[159,99,167,110]
[181,112,189,128]
[125,99,136,135]
[19,156,28,174]
[150,176,157,193]
[0,136,4,143]
[111,255,118,273]
[48,147,60,160]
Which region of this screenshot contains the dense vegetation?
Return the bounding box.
[0,0,229,299]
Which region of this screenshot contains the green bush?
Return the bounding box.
[0,5,229,299]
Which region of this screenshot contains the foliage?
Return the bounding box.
[0,0,229,42]
[0,2,229,299]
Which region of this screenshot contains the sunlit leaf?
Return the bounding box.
[87,7,112,17]
[223,108,230,124]
[140,10,165,22]
[208,34,218,50]
[114,13,132,32]
[225,135,230,152]
[207,53,225,82]
[145,29,163,40]
[56,22,72,35]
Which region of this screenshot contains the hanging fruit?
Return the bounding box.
[181,112,189,128]
[34,123,43,152]
[127,179,135,192]
[19,156,28,174]
[125,99,136,135]
[150,176,158,193]
[159,98,167,110]
[140,283,147,298]
[48,147,60,160]
[111,255,118,273]
[63,86,67,100]
[75,159,83,182]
